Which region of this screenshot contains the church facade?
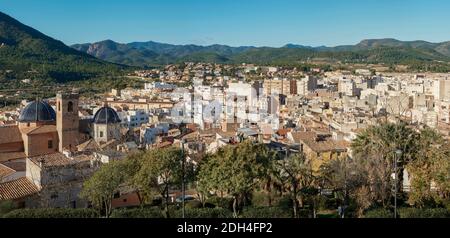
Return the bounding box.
[0,92,122,208]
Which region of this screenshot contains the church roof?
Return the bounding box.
[18,100,56,123]
[20,125,57,135]
[93,106,121,124]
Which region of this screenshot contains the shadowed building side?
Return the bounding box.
[56,93,80,152]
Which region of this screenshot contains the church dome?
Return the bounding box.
[93,106,121,124]
[18,100,56,123]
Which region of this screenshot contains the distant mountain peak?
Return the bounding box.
[283,43,314,49]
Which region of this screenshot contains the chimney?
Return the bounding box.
[63,149,72,159]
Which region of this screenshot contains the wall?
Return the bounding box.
[25,132,59,157]
[0,141,24,153]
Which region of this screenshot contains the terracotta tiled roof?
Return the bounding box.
[0,177,39,200]
[290,131,348,153]
[276,128,291,136]
[77,139,100,152]
[0,152,27,163]
[29,152,92,167]
[289,131,316,143]
[1,161,26,172]
[155,141,173,148]
[0,163,15,178]
[0,121,16,126]
[216,131,236,138]
[100,139,119,150]
[0,126,22,144]
[22,125,57,135]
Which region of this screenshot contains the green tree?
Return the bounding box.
[197,141,272,217]
[80,160,132,217]
[131,146,192,218]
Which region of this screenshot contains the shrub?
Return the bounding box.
[316,196,340,211]
[3,208,100,218]
[205,196,233,210]
[185,200,203,209]
[240,207,292,218]
[298,209,311,218]
[110,207,164,218]
[444,200,450,211]
[324,198,340,210]
[172,208,233,218]
[277,196,293,212]
[317,213,340,218]
[398,208,449,218]
[364,209,394,218]
[0,200,17,216]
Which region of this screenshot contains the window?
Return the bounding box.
[48,140,53,149]
[68,101,74,112]
[70,201,76,208]
[58,102,61,111]
[51,194,58,199]
[100,131,104,138]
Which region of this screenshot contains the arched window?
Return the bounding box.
[68,101,74,112]
[58,102,61,111]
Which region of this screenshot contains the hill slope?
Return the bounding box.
[0,11,128,85]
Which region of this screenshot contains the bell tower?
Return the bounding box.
[56,92,79,152]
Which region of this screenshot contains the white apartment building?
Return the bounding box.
[119,110,149,128]
[433,78,450,101]
[338,77,356,97]
[297,75,317,96]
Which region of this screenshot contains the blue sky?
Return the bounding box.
[1,0,449,47]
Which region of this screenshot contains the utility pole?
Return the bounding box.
[181,139,186,218]
[343,156,347,219]
[394,149,402,219]
[394,152,397,219]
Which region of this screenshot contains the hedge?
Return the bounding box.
[205,196,233,210]
[398,208,449,218]
[172,208,233,218]
[240,207,292,218]
[185,200,203,209]
[3,208,100,218]
[110,207,232,218]
[0,200,17,216]
[110,207,164,218]
[364,209,394,218]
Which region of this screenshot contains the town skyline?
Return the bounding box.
[2,0,450,46]
[1,1,449,221]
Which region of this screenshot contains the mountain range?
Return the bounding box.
[0,10,449,88]
[72,39,450,67]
